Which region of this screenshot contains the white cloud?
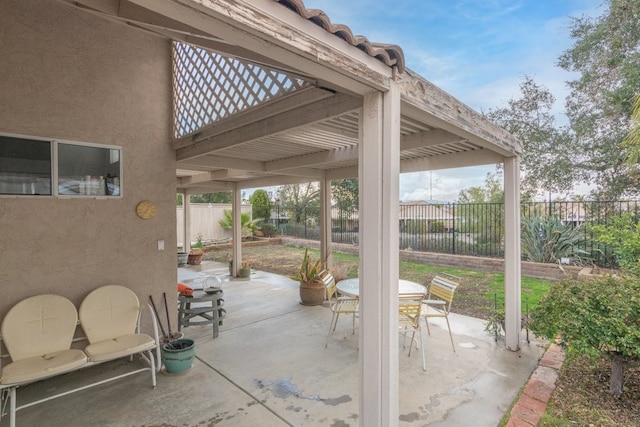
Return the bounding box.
[400,166,497,202]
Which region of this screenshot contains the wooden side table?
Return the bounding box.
[177,289,226,338]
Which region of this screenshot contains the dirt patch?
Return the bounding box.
[542,355,640,426]
[204,244,493,319]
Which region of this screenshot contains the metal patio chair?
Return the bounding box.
[325,274,359,347]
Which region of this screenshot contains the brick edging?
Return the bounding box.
[506,343,565,426]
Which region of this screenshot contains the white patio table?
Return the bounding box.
[336,278,426,298]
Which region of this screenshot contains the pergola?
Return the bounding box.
[62,1,522,425]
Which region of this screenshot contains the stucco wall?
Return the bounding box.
[0,1,176,325]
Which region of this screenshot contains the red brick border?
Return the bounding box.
[506,343,565,426]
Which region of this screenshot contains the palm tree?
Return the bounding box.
[218,209,262,237]
[625,94,640,164]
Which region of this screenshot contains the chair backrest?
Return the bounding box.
[323,271,338,301]
[1,294,78,361]
[428,276,458,305]
[79,285,140,343]
[398,299,422,327]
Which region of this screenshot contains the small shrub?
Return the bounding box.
[260,223,277,237]
[529,275,640,396]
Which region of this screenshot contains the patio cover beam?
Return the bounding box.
[326,149,504,181]
[176,93,361,160]
[399,74,521,158]
[172,87,332,150]
[126,0,394,95]
[180,146,357,173]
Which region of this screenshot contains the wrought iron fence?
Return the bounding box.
[275,200,640,268]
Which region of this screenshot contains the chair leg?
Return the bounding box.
[424,316,432,335]
[407,331,416,357]
[148,350,157,387]
[351,312,356,335]
[445,316,456,352]
[9,387,16,427]
[326,313,338,347]
[419,329,426,371]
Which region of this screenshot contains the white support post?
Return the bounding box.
[320,177,333,270]
[231,186,242,277]
[183,189,190,252]
[358,83,401,427]
[504,156,522,351]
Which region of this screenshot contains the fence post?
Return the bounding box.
[452,203,456,255]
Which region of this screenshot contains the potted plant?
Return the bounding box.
[187,248,204,265]
[292,248,325,305]
[188,234,204,265]
[177,250,188,267]
[238,261,251,278]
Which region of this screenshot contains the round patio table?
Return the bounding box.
[336,278,426,298]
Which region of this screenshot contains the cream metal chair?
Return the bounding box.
[325,274,359,347]
[421,275,459,352]
[0,294,88,427]
[0,287,159,427]
[78,284,160,383]
[398,298,426,371]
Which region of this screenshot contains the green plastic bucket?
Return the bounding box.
[161,338,195,373]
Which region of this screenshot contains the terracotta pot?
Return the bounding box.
[299,281,325,306]
[187,253,203,265]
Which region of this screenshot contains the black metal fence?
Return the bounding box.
[276,200,640,268]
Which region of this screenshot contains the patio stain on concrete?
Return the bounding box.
[253,377,353,406]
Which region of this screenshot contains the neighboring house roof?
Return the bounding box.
[330,201,455,221]
[399,202,455,221]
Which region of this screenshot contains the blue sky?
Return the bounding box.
[304,0,603,201]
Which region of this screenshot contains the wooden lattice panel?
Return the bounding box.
[172,42,311,138]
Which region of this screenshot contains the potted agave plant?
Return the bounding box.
[292,248,325,306]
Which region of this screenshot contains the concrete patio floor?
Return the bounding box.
[2,261,546,427]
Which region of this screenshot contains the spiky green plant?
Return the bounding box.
[521,215,591,264]
[292,248,324,283]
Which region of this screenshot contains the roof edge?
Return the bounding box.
[275,0,405,73]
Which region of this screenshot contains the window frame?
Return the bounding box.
[0,132,123,199]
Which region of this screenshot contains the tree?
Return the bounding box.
[190,192,232,204]
[248,189,271,225]
[279,182,320,224]
[559,0,640,199]
[457,172,504,204]
[485,76,577,199]
[529,275,640,397]
[456,172,505,248]
[331,178,358,210]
